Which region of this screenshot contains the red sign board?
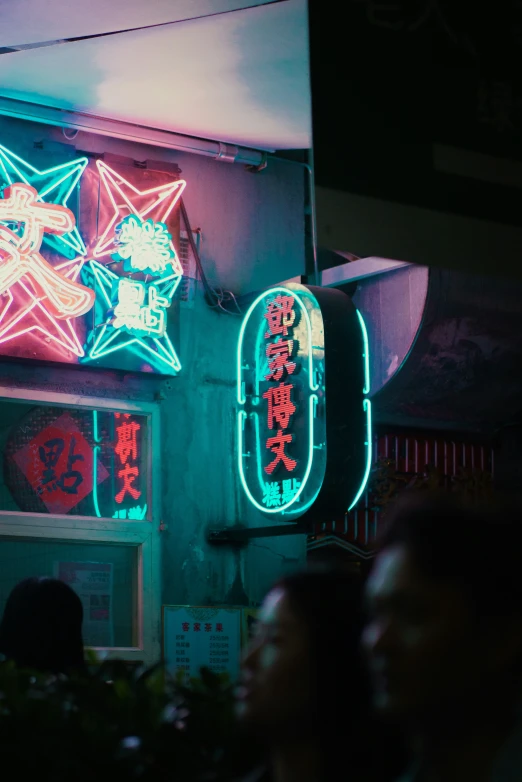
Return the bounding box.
[13,412,108,514]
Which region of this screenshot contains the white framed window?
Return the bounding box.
[0,387,161,665]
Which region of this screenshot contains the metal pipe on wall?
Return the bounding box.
[0,96,266,167]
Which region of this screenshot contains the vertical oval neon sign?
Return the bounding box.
[237,283,371,521]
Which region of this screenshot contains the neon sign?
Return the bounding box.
[114,215,174,274]
[81,161,186,374]
[0,183,95,356]
[0,142,185,375]
[0,144,88,259]
[81,215,182,373]
[238,285,324,517]
[93,160,186,259]
[114,413,142,505]
[263,295,299,483]
[238,283,370,521]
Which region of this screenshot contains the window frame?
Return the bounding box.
[0,385,162,665]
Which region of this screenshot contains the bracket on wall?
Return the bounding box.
[207,522,311,545]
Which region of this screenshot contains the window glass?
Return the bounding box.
[0,400,149,520]
[0,538,137,647]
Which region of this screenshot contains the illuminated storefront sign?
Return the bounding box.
[114,412,142,505]
[5,404,150,519]
[0,143,186,375]
[0,183,95,356]
[237,283,371,521]
[81,212,182,372]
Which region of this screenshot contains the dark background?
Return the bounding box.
[309,0,522,227]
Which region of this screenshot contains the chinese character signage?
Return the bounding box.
[4,403,150,519]
[163,606,241,682]
[12,412,107,515]
[237,283,371,521]
[0,143,185,375]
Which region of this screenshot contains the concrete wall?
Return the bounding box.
[0,115,308,610]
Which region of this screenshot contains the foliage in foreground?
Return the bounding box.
[0,656,256,782]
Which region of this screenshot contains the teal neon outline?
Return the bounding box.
[237,287,319,406]
[252,411,267,493]
[82,259,181,373]
[238,392,318,514]
[237,286,322,514]
[0,144,88,257]
[92,410,102,518]
[357,309,371,395]
[347,309,372,511]
[348,399,372,511]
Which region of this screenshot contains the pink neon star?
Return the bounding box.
[92,161,187,262]
[0,257,91,357]
[0,183,94,358]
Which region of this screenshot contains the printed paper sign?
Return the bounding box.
[14,413,108,514]
[163,606,241,682]
[55,561,113,647]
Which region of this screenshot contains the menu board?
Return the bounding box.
[162,605,241,682]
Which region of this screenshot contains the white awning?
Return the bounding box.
[0,0,311,151]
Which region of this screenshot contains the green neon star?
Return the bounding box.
[81,260,182,374]
[0,143,88,259]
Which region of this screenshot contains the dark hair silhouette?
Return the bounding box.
[378,491,522,624]
[275,568,404,780]
[0,577,86,675]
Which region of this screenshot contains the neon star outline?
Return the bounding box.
[0,257,91,357]
[93,160,187,259]
[82,260,181,373]
[0,144,88,259]
[0,182,94,358]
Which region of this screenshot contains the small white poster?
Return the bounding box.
[163,605,241,682]
[54,561,114,647]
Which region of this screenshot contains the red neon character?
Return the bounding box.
[264,295,296,338]
[115,463,141,503]
[263,383,296,430]
[265,431,297,475]
[216,623,223,632]
[182,623,190,632]
[193,623,201,632]
[204,623,212,632]
[115,419,141,465]
[265,339,296,381]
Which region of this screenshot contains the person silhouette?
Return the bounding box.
[237,568,404,782]
[364,492,522,782]
[0,577,86,675]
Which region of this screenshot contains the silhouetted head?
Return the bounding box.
[363,491,522,725]
[237,568,402,777]
[0,577,85,675]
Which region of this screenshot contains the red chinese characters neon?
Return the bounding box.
[263,383,296,430]
[264,294,296,338]
[114,413,142,504]
[265,338,296,381]
[265,431,297,475]
[263,296,299,475]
